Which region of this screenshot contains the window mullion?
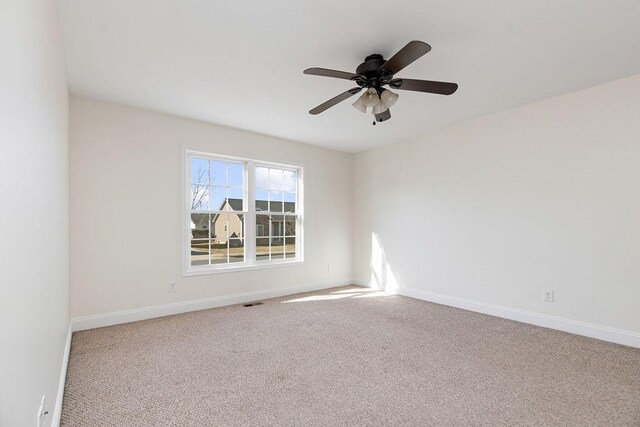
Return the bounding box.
[246,161,256,264]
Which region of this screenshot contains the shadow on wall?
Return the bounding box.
[371,232,402,293]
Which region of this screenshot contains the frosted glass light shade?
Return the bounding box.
[362,88,380,108]
[380,89,399,108]
[372,103,388,115]
[352,95,367,113]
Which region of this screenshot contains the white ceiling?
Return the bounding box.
[57,0,640,152]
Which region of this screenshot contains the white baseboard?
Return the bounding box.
[399,286,640,349]
[51,324,72,427]
[71,280,356,332]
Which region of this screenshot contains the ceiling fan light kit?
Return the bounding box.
[304,40,458,125]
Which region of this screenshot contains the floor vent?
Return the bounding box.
[243,302,264,307]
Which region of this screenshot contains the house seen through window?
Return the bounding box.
[186,151,302,273]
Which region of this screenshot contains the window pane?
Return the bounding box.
[190,240,210,266]
[255,167,269,190]
[211,241,227,264]
[271,238,284,259]
[229,238,244,263]
[271,214,284,237]
[256,238,269,260]
[269,168,284,191]
[285,216,296,237]
[210,160,226,186]
[228,162,243,187]
[283,192,296,212]
[190,185,209,211]
[210,187,225,211]
[227,187,243,209]
[283,170,296,192]
[285,237,296,259]
[190,213,210,239]
[255,191,268,212]
[256,214,269,237]
[190,158,209,184]
[230,213,244,240]
[212,213,228,242]
[269,191,283,212]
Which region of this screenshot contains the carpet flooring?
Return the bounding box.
[61,286,640,426]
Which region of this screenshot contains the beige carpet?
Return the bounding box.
[61,286,640,426]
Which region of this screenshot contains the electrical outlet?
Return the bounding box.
[327,264,333,273]
[37,395,48,427]
[169,282,176,292]
[543,289,554,303]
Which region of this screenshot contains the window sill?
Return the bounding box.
[183,260,304,276]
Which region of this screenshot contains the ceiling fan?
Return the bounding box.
[303,41,458,125]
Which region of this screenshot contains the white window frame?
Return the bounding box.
[183,149,304,275]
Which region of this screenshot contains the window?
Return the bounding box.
[185,151,303,274]
[254,165,299,262]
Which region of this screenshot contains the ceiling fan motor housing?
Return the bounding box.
[356,54,385,75]
[355,54,392,91]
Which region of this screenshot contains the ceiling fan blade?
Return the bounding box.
[380,41,431,76]
[390,78,458,95]
[309,87,362,115]
[303,67,359,81]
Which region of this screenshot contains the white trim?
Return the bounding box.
[182,260,304,276]
[398,286,640,349]
[71,280,356,332]
[51,324,72,427]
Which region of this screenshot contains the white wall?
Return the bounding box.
[0,0,69,425]
[70,96,352,318]
[353,74,640,335]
